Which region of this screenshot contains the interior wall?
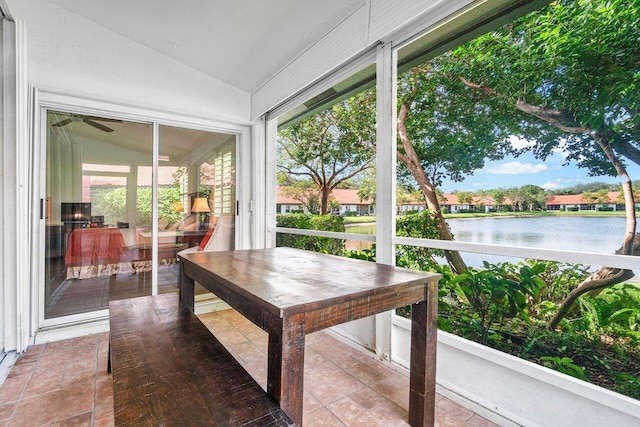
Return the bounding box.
[5,0,251,123]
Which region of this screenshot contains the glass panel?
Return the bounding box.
[44,111,153,318]
[275,66,376,256]
[393,2,640,399]
[157,125,236,296]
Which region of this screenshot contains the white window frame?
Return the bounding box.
[31,89,252,339]
[263,0,640,362]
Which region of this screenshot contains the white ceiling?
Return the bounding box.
[44,0,365,94]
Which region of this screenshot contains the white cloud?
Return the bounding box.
[485,161,547,175]
[541,181,563,190]
[509,136,536,150]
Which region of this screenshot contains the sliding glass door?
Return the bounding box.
[43,111,236,320]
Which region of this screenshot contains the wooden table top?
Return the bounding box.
[179,247,440,318]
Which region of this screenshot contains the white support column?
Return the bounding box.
[151,122,159,295]
[264,118,278,249]
[374,42,397,360]
[2,18,30,353]
[250,119,266,249]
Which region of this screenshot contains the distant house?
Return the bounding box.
[441,194,513,213]
[546,192,623,211]
[397,193,513,214]
[276,187,374,216]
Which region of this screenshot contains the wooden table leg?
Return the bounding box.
[409,280,438,427]
[267,312,306,426]
[179,260,195,310]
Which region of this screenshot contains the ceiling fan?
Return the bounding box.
[52,113,123,133]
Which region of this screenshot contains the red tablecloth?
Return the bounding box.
[65,228,125,266]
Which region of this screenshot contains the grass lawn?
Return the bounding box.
[343,216,376,224]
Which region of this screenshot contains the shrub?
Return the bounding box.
[276,213,345,255]
[395,210,444,271]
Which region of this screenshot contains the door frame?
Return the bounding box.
[31,88,252,341]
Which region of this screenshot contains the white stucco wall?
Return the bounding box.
[1,0,252,352]
[6,0,250,123]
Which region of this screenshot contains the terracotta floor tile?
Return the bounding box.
[303,390,324,415]
[0,401,16,425]
[210,327,248,346]
[437,396,475,422]
[6,361,35,378]
[465,414,501,427]
[304,352,336,372]
[342,354,394,385]
[369,372,410,411]
[305,365,366,405]
[0,371,31,404]
[22,367,64,398]
[244,330,269,351]
[11,382,93,426]
[337,388,410,427]
[240,358,268,389]
[303,407,346,427]
[93,403,115,427]
[0,308,496,427]
[228,340,265,363]
[49,411,92,427]
[327,396,386,427]
[13,345,43,366]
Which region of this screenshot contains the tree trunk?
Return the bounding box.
[320,186,330,215]
[397,102,468,274]
[547,131,636,330]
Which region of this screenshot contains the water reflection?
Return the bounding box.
[345,216,627,256]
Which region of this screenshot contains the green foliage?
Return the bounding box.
[449,262,540,344]
[276,213,345,255]
[92,186,183,227]
[540,356,588,380]
[440,0,640,176]
[277,90,376,214]
[575,283,640,342]
[345,245,376,262]
[395,210,444,271]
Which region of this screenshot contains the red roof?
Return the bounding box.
[546,192,620,205]
[442,194,512,206]
[276,187,372,205]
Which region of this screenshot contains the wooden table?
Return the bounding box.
[178,247,440,426]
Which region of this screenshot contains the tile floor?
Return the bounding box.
[0,307,498,427]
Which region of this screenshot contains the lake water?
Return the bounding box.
[345,216,627,264]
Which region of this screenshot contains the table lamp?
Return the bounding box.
[191,197,210,230]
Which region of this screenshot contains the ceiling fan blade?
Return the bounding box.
[83,118,114,132]
[83,115,123,123]
[52,118,73,127]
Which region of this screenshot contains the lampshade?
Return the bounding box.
[171,201,184,213]
[191,197,211,213]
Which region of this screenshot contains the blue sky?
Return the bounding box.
[439,138,640,193]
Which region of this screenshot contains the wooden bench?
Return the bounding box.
[108,293,293,426]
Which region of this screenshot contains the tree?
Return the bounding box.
[519,185,549,212]
[491,189,507,211]
[355,168,377,209]
[278,90,376,214]
[430,0,640,328]
[396,61,540,273]
[279,180,322,214]
[456,191,474,206]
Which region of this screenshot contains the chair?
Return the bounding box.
[177,214,235,313]
[177,214,234,256]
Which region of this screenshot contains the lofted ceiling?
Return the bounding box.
[44,0,365,94]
